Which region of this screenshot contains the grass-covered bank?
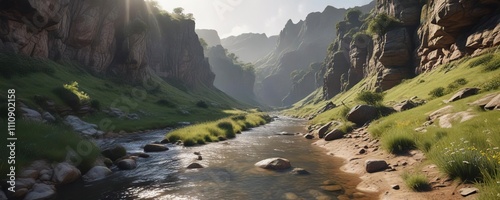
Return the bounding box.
[286,49,500,198]
[165,112,272,146]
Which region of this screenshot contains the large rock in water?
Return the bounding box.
[447,88,480,103]
[117,159,137,170]
[102,145,127,161]
[365,159,388,173]
[316,122,333,138]
[255,158,291,170]
[52,162,81,184]
[144,144,168,152]
[83,166,112,182]
[23,183,56,200]
[347,105,379,126]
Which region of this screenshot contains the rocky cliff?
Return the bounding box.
[255,3,375,107]
[195,29,221,47]
[0,0,214,88]
[322,0,500,99]
[206,45,257,105]
[221,33,278,63]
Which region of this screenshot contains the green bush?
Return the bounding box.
[356,91,384,105]
[428,87,445,98]
[196,100,209,108]
[367,13,403,35]
[481,77,500,91]
[402,172,431,191]
[53,87,81,110]
[446,78,468,93]
[382,132,416,154]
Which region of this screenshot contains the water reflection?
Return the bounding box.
[58,117,371,200]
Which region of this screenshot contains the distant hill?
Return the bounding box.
[195,29,221,47]
[221,33,278,63]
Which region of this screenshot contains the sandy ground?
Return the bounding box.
[312,127,479,200]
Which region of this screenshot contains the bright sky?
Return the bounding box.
[157,0,373,38]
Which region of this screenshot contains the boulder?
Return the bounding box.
[52,162,81,184]
[160,138,170,144]
[20,106,43,122]
[290,168,309,175]
[316,122,333,138]
[42,112,56,123]
[117,159,137,170]
[447,88,480,103]
[83,166,112,182]
[64,115,104,137]
[102,145,127,161]
[324,129,345,141]
[393,100,417,112]
[365,159,389,173]
[320,185,343,192]
[255,158,291,170]
[143,144,168,152]
[439,111,476,128]
[484,94,500,110]
[468,93,497,108]
[428,105,454,121]
[347,105,379,126]
[23,183,56,200]
[130,153,150,158]
[19,169,39,179]
[16,178,36,190]
[187,163,204,169]
[304,134,314,139]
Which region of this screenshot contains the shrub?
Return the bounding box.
[382,132,416,154]
[183,138,196,146]
[402,172,431,191]
[63,81,90,103]
[356,91,384,105]
[53,87,81,110]
[367,13,403,35]
[345,9,362,24]
[196,100,209,108]
[428,87,445,98]
[446,78,468,93]
[482,78,500,91]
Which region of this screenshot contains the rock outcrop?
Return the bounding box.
[221,33,278,63]
[0,0,214,88]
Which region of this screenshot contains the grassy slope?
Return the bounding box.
[286,49,500,198]
[0,53,252,179]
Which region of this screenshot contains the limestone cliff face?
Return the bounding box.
[323,0,500,99]
[221,33,278,64]
[0,0,214,88]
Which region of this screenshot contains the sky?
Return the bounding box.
[157,0,373,38]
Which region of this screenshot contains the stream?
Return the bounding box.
[57,116,368,200]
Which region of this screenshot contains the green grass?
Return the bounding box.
[381,131,417,154]
[402,172,431,191]
[356,91,384,106]
[0,120,100,180]
[478,171,500,200]
[165,113,271,146]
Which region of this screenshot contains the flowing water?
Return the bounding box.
[58,117,371,200]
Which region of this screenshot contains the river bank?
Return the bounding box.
[312,126,479,200]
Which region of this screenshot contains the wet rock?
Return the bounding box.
[19,169,39,179]
[484,94,500,110]
[160,138,170,144]
[304,134,314,139]
[218,136,227,141]
[447,88,480,103]
[102,145,127,161]
[187,163,204,169]
[103,158,113,168]
[320,185,343,192]
[392,184,400,190]
[276,131,295,136]
[16,178,36,190]
[459,187,479,197]
[316,122,333,138]
[39,169,53,181]
[23,183,56,200]
[83,166,112,182]
[324,129,345,141]
[117,159,137,170]
[347,105,379,126]
[144,144,168,152]
[290,168,309,175]
[352,192,365,198]
[194,152,201,155]
[255,158,291,170]
[365,159,389,173]
[53,162,81,184]
[284,192,300,200]
[131,153,150,158]
[64,115,104,137]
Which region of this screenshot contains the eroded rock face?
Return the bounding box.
[0,0,214,87]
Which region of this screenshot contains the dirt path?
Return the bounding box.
[312,127,479,200]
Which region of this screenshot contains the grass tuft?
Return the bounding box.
[382,131,416,154]
[402,172,431,192]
